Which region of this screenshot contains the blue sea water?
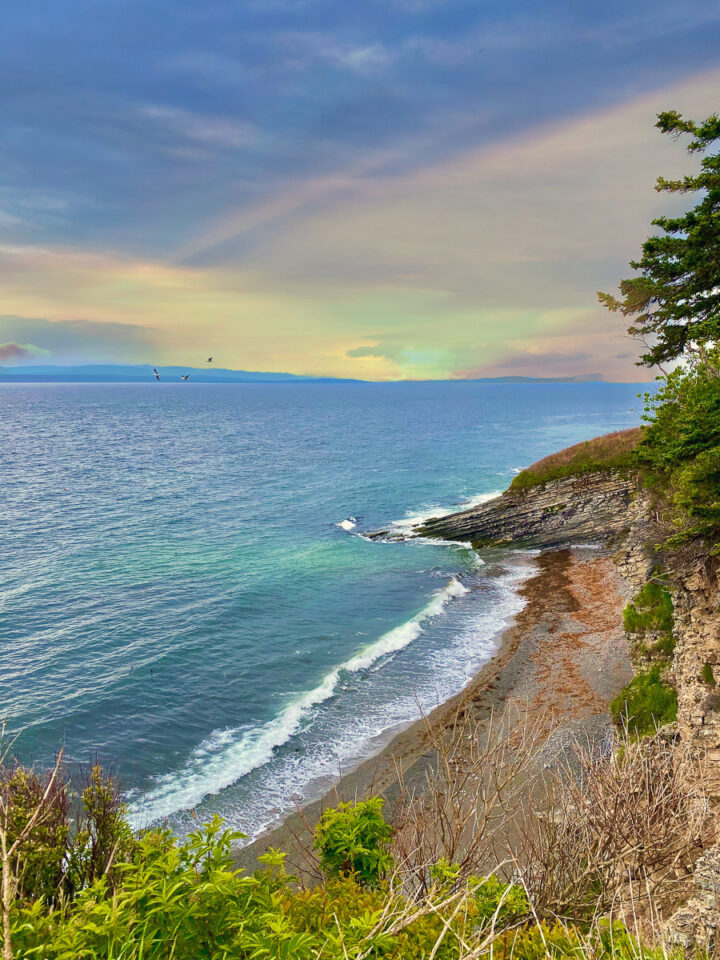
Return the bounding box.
[1,381,646,837]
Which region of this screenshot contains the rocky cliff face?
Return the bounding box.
[417,471,635,548]
[414,465,720,947]
[670,561,720,780]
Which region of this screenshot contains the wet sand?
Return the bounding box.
[235,546,631,876]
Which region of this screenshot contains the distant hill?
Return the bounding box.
[0,364,358,383]
[0,364,608,384]
[469,374,606,383]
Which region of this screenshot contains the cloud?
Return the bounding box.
[0,341,50,364]
[346,345,385,358]
[0,315,160,365]
[1,68,717,380]
[140,106,260,150]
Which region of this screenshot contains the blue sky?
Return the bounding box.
[1,0,719,378]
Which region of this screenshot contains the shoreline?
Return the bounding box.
[234,543,632,875]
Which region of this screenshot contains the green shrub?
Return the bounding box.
[622,581,674,635]
[651,633,676,657]
[314,796,394,887]
[471,875,529,928]
[702,662,716,688]
[610,665,677,736]
[1,765,69,903]
[637,359,720,549]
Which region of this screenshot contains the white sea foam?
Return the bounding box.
[129,576,470,827]
[389,490,501,539]
[344,577,468,672]
[214,558,534,841]
[336,519,356,531]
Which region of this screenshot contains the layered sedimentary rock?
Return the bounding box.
[417,471,635,548]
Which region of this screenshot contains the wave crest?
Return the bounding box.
[130,576,469,826]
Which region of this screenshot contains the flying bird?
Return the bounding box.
[180,374,190,381]
[153,368,160,381]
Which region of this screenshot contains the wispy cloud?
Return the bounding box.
[140,105,260,149]
[2,0,719,380]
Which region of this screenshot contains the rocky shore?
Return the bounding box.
[417,471,634,547]
[238,464,720,947]
[236,477,636,878]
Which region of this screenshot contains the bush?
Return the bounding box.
[471,875,529,928]
[637,359,720,548]
[314,797,394,887]
[610,665,677,735]
[702,662,716,688]
[0,764,69,903]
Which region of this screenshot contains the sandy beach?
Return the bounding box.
[235,545,632,875]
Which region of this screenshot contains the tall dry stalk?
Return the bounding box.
[510,729,714,922]
[392,706,554,895]
[390,704,714,932]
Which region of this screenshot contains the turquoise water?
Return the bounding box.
[1,381,645,836]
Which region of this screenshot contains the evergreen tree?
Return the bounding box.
[599,112,720,372]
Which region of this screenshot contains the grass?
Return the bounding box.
[610,665,678,736]
[623,581,674,635]
[511,428,643,492]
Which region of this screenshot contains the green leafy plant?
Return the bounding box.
[702,662,716,688]
[314,796,393,887]
[470,875,529,929]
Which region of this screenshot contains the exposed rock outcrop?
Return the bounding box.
[416,471,635,548]
[666,845,720,951]
[669,561,720,781]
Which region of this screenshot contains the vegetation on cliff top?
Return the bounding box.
[510,427,642,491]
[636,359,720,550]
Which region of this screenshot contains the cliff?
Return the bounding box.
[416,464,720,949]
[417,471,635,547]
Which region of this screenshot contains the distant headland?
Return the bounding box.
[0,363,608,384]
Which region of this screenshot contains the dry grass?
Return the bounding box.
[511,428,644,491]
[390,706,714,933]
[512,730,713,923]
[392,708,551,897]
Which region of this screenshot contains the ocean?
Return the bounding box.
[1,380,646,837]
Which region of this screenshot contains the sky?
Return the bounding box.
[1,1,719,380]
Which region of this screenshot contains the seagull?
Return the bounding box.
[206,357,213,363]
[153,368,160,381]
[180,374,190,381]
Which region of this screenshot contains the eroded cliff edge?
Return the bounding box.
[416,471,635,548]
[418,467,720,949]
